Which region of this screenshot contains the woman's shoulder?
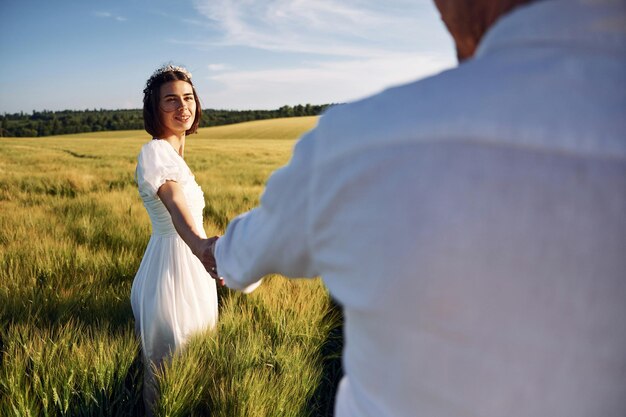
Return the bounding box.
[137,139,180,170]
[136,139,187,193]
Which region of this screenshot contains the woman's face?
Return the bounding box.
[158,80,196,138]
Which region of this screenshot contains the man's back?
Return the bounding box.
[216,1,626,415]
[308,1,626,415]
[315,145,625,416]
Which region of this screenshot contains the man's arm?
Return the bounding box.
[215,130,319,290]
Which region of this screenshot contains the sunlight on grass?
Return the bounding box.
[0,116,342,416]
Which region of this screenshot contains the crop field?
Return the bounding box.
[0,116,344,417]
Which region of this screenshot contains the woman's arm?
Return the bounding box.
[158,180,222,283]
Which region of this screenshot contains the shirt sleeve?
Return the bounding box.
[135,141,181,199]
[215,129,319,290]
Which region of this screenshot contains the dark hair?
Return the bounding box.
[143,66,202,138]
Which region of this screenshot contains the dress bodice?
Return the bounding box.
[135,139,206,237]
[142,181,205,236]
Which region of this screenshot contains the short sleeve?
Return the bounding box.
[135,140,182,198]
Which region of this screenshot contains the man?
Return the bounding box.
[205,0,626,416]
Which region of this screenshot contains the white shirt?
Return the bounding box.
[215,1,626,416]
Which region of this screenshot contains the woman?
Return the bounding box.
[131,64,219,415]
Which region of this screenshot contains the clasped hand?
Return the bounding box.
[194,236,225,286]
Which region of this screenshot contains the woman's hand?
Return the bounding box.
[194,236,225,286]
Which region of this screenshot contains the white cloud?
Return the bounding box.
[208,63,228,71]
[93,11,127,22]
[190,0,448,58]
[181,17,206,26]
[186,0,455,109]
[201,52,454,109]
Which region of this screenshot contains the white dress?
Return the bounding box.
[131,139,218,409]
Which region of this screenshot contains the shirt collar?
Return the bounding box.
[477,0,626,58]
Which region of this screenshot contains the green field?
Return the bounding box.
[0,116,344,417]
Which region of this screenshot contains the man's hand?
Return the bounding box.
[195,236,225,286]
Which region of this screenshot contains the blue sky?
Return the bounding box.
[0,0,456,114]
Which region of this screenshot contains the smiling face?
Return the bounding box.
[157,80,197,139]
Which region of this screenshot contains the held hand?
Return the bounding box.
[194,236,225,286]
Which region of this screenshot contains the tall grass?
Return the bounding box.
[0,117,343,416]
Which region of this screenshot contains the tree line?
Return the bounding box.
[0,104,332,137]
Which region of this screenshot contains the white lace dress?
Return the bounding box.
[131,139,218,410]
